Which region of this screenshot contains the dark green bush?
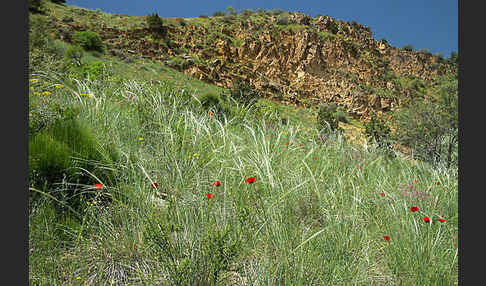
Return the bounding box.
[364,112,391,148]
[72,30,104,52]
[403,44,413,51]
[146,13,167,37]
[328,20,339,34]
[50,0,66,3]
[317,102,339,132]
[199,14,209,18]
[29,0,45,13]
[212,11,226,17]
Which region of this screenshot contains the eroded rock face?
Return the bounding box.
[57,11,454,120]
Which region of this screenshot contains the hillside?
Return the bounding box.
[39,2,456,121]
[28,2,458,285]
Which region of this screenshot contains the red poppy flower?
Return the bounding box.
[345,154,348,159]
[206,193,213,199]
[212,180,221,187]
[246,177,255,184]
[285,142,290,146]
[133,243,137,249]
[152,182,159,188]
[423,216,430,223]
[383,235,390,241]
[359,166,363,169]
[413,179,419,183]
[410,206,419,212]
[94,183,103,190]
[299,144,303,147]
[435,182,441,185]
[437,218,446,223]
[314,157,318,160]
[380,192,386,197]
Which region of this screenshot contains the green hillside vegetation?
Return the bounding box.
[29,2,458,285]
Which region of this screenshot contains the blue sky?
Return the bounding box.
[66,0,457,57]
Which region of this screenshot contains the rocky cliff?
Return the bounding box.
[52,7,456,120]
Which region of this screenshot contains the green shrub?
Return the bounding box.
[276,15,290,25]
[146,13,167,37]
[227,79,261,107]
[29,16,49,50]
[241,9,253,16]
[212,11,226,17]
[199,14,209,18]
[364,112,391,148]
[78,61,107,80]
[221,14,236,24]
[72,30,104,52]
[29,119,119,210]
[328,20,339,34]
[29,0,46,13]
[403,44,413,51]
[334,107,350,123]
[50,0,66,3]
[390,74,457,167]
[64,45,84,66]
[226,6,237,15]
[317,102,339,132]
[197,91,231,117]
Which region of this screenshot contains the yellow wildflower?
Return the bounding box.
[55,84,64,89]
[41,91,52,96]
[76,276,81,280]
[29,78,40,83]
[137,137,144,141]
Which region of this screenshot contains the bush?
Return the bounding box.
[364,112,391,149]
[29,119,120,211]
[328,20,339,34]
[175,17,186,26]
[276,15,290,25]
[241,9,254,16]
[212,11,226,17]
[227,79,261,107]
[390,74,457,167]
[317,102,339,132]
[72,30,104,52]
[403,44,413,51]
[64,44,84,65]
[29,16,49,50]
[29,0,46,13]
[50,0,66,3]
[199,14,208,18]
[146,12,167,37]
[196,91,231,117]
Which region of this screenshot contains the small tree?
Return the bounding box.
[226,6,237,15]
[390,74,458,167]
[146,12,167,37]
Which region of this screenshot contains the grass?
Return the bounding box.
[29,3,458,285]
[29,67,458,284]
